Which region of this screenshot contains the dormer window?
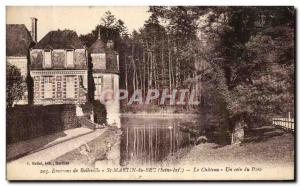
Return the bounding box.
[99,53,105,69]
[66,49,74,67]
[44,50,52,68]
[91,53,106,70]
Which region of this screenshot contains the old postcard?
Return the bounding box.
[6,6,295,181]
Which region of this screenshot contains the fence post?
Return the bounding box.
[285,118,287,129]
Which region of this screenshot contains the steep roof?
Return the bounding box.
[6,24,33,56]
[33,30,84,49]
[89,39,119,74]
[88,39,106,53]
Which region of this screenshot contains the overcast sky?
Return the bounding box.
[6,6,150,41]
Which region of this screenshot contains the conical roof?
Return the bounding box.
[88,39,106,53]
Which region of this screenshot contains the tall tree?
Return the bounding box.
[199,7,295,143]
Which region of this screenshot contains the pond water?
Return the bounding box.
[119,115,203,166]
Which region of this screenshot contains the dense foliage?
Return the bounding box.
[80,7,295,131]
[93,100,107,125]
[199,7,295,129]
[6,63,25,108]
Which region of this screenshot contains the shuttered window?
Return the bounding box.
[66,76,75,98]
[99,54,105,69]
[94,76,103,99]
[111,75,114,91]
[66,50,74,67]
[44,76,52,98]
[44,50,51,68]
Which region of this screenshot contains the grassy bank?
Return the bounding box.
[163,128,294,167]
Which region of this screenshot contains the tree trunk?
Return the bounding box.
[149,52,153,89]
[132,45,136,92]
[231,121,245,145]
[168,35,173,93]
[138,58,143,95]
[124,54,128,102]
[143,51,146,97]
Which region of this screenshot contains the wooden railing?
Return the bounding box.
[272,117,295,132]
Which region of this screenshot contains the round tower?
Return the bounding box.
[88,31,120,128]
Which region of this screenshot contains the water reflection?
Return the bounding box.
[120,116,199,166]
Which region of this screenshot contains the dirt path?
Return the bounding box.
[53,127,121,166]
[7,129,106,168]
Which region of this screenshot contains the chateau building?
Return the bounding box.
[88,33,120,126]
[30,30,88,105]
[6,20,35,105]
[8,17,120,126]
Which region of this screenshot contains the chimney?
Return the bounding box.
[30,17,38,43]
[107,40,114,49]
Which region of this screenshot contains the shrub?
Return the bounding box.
[7,104,80,144]
[93,100,107,124]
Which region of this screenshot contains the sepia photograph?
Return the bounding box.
[5,5,295,181]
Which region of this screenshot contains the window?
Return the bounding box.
[116,54,119,71]
[44,76,52,98]
[111,75,114,91]
[91,53,106,69]
[94,76,103,99]
[44,50,52,68]
[66,50,74,67]
[99,53,105,68]
[66,76,75,98]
